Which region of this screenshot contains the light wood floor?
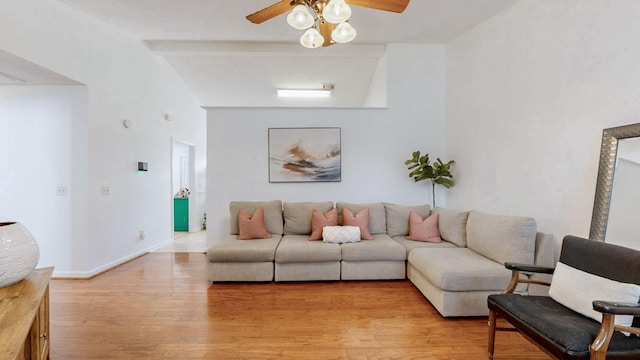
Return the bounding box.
[50,253,549,359]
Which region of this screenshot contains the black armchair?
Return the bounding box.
[487,235,640,360]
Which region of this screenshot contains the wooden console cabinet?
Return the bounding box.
[0,267,54,360]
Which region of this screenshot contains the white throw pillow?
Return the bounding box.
[322,226,361,244]
[549,262,640,334]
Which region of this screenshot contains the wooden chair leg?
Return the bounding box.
[488,309,497,360]
[590,314,615,360]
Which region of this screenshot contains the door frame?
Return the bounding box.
[171,138,196,235]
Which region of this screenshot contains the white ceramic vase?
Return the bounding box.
[0,222,40,288]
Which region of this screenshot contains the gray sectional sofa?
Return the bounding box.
[207,200,555,317]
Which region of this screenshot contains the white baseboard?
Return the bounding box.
[53,238,174,279]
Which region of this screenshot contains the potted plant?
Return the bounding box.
[405,151,455,208]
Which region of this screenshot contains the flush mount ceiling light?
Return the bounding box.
[278,84,334,98]
[247,0,410,48]
[277,89,331,98]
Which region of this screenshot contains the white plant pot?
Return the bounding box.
[0,222,40,288]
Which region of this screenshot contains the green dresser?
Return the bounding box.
[174,197,189,231]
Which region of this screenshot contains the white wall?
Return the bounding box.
[206,44,445,241]
[0,86,89,272]
[0,0,206,276]
[362,53,388,108]
[445,0,640,248]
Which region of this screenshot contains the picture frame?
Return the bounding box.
[268,127,341,183]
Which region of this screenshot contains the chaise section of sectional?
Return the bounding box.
[406,209,554,317]
[207,200,284,282]
[407,246,524,316]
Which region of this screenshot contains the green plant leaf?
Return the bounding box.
[434,178,454,188]
[405,151,456,206]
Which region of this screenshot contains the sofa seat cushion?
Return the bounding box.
[488,294,640,357]
[275,235,341,263]
[393,236,458,255]
[207,234,282,262]
[341,234,406,262]
[408,248,514,291]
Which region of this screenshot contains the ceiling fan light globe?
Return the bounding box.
[323,0,352,24]
[300,28,324,48]
[331,22,357,43]
[287,5,314,30]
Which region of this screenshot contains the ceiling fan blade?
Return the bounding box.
[246,0,294,24]
[346,0,410,13]
[319,19,336,47]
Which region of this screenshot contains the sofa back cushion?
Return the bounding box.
[384,203,431,237]
[336,202,386,234]
[466,210,536,265]
[283,201,334,235]
[432,208,469,247]
[229,200,283,235]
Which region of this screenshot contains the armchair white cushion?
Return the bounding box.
[549,261,640,332]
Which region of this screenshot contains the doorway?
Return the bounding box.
[171,138,196,236]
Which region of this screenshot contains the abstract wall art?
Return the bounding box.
[268,127,341,183]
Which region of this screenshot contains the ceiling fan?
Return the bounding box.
[247,0,410,48]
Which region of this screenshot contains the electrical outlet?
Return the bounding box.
[56,186,68,196]
[101,186,110,196]
[139,230,145,240]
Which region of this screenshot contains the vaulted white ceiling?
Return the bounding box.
[3,0,519,106]
[0,50,80,86]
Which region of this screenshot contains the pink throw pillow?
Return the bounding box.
[237,208,272,240]
[342,208,373,240]
[309,208,338,240]
[407,211,441,242]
